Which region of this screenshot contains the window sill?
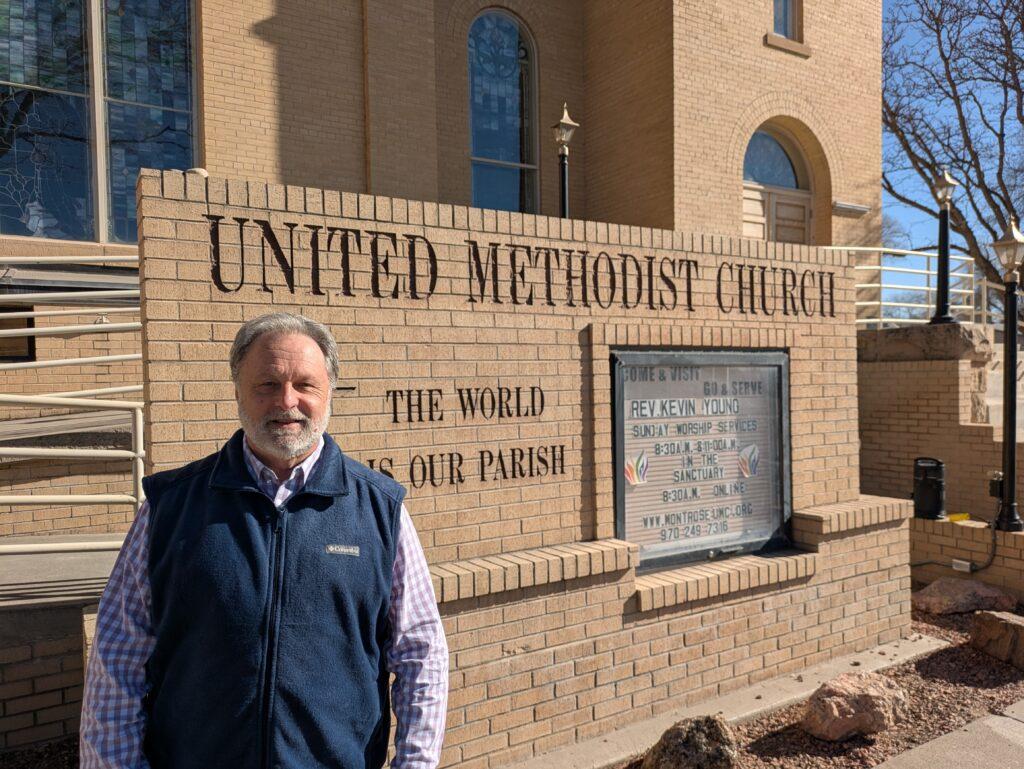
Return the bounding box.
[430,539,637,604]
[634,550,817,612]
[763,32,812,58]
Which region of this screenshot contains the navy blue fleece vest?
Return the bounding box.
[142,430,404,769]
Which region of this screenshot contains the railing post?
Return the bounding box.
[133,407,146,509]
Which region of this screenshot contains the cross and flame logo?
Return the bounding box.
[624,450,649,486]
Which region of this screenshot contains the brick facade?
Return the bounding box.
[0,606,86,751]
[858,326,1003,519]
[194,0,881,238]
[911,518,1024,600]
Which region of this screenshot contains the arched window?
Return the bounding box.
[742,129,812,244]
[468,11,537,213]
[744,131,802,189]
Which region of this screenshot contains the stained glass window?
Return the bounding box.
[0,0,192,242]
[468,12,537,213]
[743,131,801,189]
[104,0,193,242]
[0,86,93,239]
[0,0,89,92]
[0,0,93,239]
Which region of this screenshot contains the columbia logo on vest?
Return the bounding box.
[325,544,360,556]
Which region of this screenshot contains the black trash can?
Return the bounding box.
[913,457,946,520]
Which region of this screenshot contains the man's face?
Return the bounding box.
[235,332,332,463]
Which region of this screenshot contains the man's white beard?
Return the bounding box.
[238,402,329,462]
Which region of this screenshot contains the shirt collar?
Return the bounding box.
[242,434,326,493]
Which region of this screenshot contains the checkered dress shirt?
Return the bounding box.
[79,437,448,768]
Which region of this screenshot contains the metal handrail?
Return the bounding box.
[0,321,141,339]
[0,353,142,372]
[49,385,143,398]
[0,393,143,410]
[0,393,145,507]
[0,538,124,554]
[0,256,138,264]
[0,289,139,304]
[0,254,145,518]
[848,246,993,328]
[0,307,139,320]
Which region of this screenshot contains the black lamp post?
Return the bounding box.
[930,166,960,324]
[993,215,1024,532]
[552,103,578,218]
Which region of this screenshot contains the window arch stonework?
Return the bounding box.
[731,106,835,246]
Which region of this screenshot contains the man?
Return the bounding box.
[80,312,448,769]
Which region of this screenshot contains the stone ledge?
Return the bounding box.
[793,495,912,542]
[634,551,817,612]
[430,539,638,604]
[912,516,1006,542]
[763,32,812,58]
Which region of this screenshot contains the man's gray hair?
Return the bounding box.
[230,312,340,387]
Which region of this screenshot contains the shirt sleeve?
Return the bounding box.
[79,501,156,769]
[387,504,449,769]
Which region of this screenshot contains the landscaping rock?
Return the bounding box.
[911,577,1017,614]
[640,714,738,769]
[800,672,908,741]
[971,610,1024,669]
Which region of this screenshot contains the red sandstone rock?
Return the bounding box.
[800,672,908,742]
[640,715,738,769]
[971,611,1024,668]
[911,577,1017,614]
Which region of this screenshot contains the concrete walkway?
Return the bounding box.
[876,699,1024,768]
[507,634,947,769]
[0,533,122,609]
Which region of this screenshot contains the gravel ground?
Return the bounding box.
[617,609,1024,769]
[0,736,77,769]
[6,612,1024,769]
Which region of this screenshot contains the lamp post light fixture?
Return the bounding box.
[930,166,960,324]
[552,103,578,218]
[993,215,1024,532]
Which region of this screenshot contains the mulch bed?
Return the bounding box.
[6,612,1024,769]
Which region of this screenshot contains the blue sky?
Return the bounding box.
[881,0,940,252]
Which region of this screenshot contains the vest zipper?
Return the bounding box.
[261,507,286,769]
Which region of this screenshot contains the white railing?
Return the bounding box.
[0,253,144,525]
[0,395,145,507]
[837,246,994,328]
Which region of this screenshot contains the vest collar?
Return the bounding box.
[210,429,349,497]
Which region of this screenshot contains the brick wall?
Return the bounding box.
[0,605,86,751]
[190,0,878,240]
[582,1,673,230]
[196,0,366,190]
[673,0,882,247]
[858,326,1005,519]
[911,518,1024,599]
[437,502,909,768]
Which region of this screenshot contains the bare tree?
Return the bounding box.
[883,0,1024,284]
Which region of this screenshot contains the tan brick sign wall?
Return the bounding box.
[132,169,909,767]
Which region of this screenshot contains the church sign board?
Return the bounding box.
[613,350,791,569]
